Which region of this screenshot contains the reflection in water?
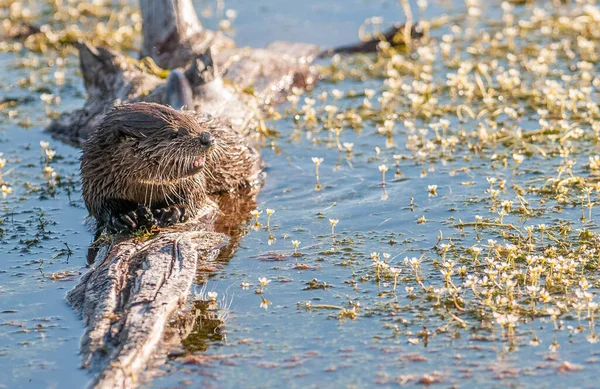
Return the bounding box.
[212,186,260,264]
[179,301,225,354]
[182,187,260,352]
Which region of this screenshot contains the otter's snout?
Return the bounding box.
[198,132,215,148]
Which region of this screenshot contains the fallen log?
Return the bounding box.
[69,193,256,388]
[46,33,319,146]
[68,209,225,388]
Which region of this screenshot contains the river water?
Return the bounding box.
[2,0,600,388]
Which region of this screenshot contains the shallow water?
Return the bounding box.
[0,53,90,387]
[2,0,600,388]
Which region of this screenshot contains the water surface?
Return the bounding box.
[1,1,599,388]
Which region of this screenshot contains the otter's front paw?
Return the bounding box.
[151,205,190,227]
[106,205,156,233]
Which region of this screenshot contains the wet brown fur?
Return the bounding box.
[81,102,261,228]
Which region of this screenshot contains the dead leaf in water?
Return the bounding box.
[557,361,583,373]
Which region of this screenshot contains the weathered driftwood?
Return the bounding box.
[46,38,319,146]
[69,190,257,388]
[43,0,421,387]
[139,0,234,69]
[67,205,225,388]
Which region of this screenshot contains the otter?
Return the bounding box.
[80,102,261,233]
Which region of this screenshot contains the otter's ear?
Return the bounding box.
[102,103,170,139]
[114,124,159,139]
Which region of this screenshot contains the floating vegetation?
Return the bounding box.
[256,0,600,354]
[0,0,142,53]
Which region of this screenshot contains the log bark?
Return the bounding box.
[319,23,425,57]
[46,39,319,145]
[69,224,225,387]
[68,204,222,387]
[70,192,256,388]
[140,0,235,69]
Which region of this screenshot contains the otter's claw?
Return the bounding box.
[107,211,138,233]
[135,204,155,227]
[152,205,189,227]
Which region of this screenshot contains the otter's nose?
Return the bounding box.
[198,132,215,148]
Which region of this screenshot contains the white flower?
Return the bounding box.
[54,71,65,85]
[501,200,513,212]
[513,153,525,164]
[219,19,232,30]
[364,89,376,99]
[428,185,438,196]
[384,120,394,131]
[45,149,56,159]
[40,93,54,104]
[260,299,271,310]
[324,105,338,113]
[225,9,238,19]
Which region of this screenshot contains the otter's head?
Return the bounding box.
[81,102,218,217]
[103,102,215,179]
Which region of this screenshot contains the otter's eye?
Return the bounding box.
[169,132,178,140]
